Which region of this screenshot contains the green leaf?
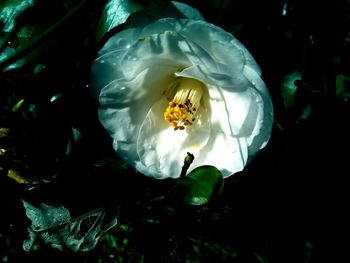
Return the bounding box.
[336,74,350,102]
[0,0,36,70]
[95,0,141,42]
[174,165,224,206]
[0,0,35,33]
[255,253,270,263]
[281,70,302,111]
[11,98,25,112]
[11,99,39,120]
[0,0,89,72]
[0,24,55,71]
[123,1,204,29]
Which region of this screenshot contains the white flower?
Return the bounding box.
[90,17,273,179]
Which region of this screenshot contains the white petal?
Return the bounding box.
[149,19,260,74]
[90,26,191,98]
[242,66,274,156]
[98,67,170,135]
[176,65,251,91]
[207,85,253,136]
[190,132,248,178]
[136,97,211,179]
[89,28,141,98]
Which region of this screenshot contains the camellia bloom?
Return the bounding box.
[90,12,273,179]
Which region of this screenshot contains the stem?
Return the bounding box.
[179,152,194,178]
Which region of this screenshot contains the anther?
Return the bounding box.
[163,77,204,131]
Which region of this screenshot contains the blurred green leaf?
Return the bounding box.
[11,98,25,112]
[103,233,118,249]
[255,253,270,263]
[298,104,311,122]
[336,74,350,102]
[281,70,302,112]
[95,0,141,42]
[174,165,224,206]
[11,98,39,120]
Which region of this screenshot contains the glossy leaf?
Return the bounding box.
[124,1,204,28]
[0,0,36,70]
[95,0,141,42]
[0,0,35,33]
[174,165,224,206]
[0,0,89,71]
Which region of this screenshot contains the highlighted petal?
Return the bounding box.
[242,66,274,155]
[191,132,248,178]
[208,85,253,136]
[137,97,211,179]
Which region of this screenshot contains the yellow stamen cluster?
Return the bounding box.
[164,99,197,131]
[163,78,204,131]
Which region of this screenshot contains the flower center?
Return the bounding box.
[164,78,204,131]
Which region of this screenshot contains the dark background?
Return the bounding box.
[0,0,349,262]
